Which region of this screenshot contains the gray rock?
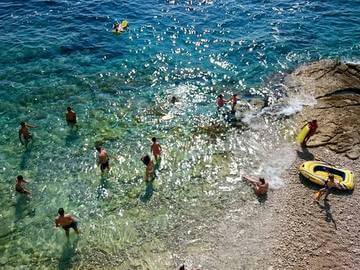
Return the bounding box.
[286,60,360,159]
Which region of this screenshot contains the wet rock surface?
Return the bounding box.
[285,60,360,159]
[272,60,360,270]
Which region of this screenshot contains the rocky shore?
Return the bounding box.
[174,60,360,270]
[272,60,360,269]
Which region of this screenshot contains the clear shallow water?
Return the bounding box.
[0,0,359,269]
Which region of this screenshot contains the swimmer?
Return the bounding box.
[19,122,36,147]
[55,208,80,238]
[15,175,31,196]
[141,155,155,182]
[65,106,77,125]
[216,94,227,108]
[96,146,110,172]
[113,22,123,33]
[242,175,269,196]
[150,137,162,162]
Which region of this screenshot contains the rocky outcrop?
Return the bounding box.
[285,60,360,159]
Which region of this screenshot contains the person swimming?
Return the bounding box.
[141,155,155,182]
[55,208,80,238]
[18,121,36,147]
[113,22,123,33]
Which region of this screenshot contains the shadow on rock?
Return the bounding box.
[257,193,268,204]
[296,145,314,161]
[318,199,337,230]
[299,174,320,191]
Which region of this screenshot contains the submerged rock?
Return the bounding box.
[286,60,360,159]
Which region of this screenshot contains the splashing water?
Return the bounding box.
[0,0,359,268]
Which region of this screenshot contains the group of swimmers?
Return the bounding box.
[216,93,239,111]
[16,105,164,238]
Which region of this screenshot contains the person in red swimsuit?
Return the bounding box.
[303,120,318,146]
[151,137,162,163]
[216,94,227,108]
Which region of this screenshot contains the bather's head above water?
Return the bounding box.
[58,208,65,216]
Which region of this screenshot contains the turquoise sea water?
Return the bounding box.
[0,0,359,269]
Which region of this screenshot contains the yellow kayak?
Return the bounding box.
[299,161,355,190]
[295,123,310,144]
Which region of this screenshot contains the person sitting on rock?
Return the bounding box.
[303,120,318,146]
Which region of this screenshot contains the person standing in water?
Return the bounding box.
[19,122,36,147]
[141,155,155,182]
[15,175,31,196]
[151,137,162,163]
[65,106,77,126]
[229,94,239,112]
[96,146,110,172]
[303,120,318,146]
[55,208,80,238]
[216,94,227,109]
[242,175,269,196]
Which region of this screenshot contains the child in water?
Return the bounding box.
[113,22,123,33]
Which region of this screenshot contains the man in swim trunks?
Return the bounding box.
[303,120,318,146]
[229,94,239,112]
[15,175,31,196]
[242,175,269,196]
[315,174,337,202]
[141,155,155,182]
[65,106,77,125]
[55,208,80,238]
[19,122,36,147]
[96,146,110,172]
[151,137,162,163]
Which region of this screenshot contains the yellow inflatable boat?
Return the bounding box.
[299,161,355,190]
